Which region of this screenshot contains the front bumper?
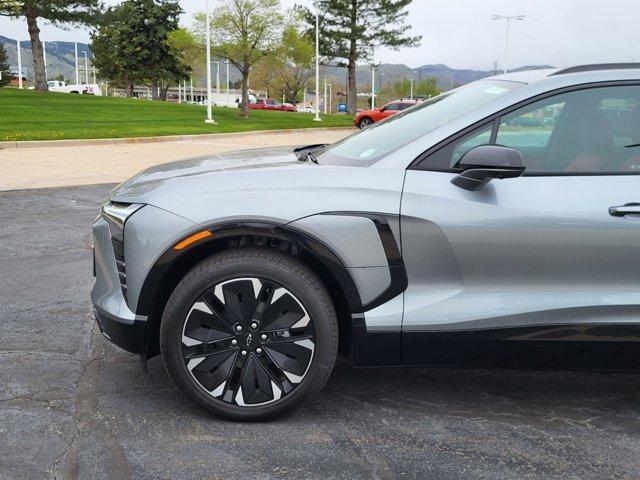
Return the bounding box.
[91,217,148,354]
[94,307,146,354]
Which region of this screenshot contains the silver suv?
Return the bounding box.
[92,65,640,419]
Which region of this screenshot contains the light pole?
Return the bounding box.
[74,42,79,84]
[43,41,48,81]
[226,59,230,107]
[17,40,22,89]
[371,64,375,109]
[313,1,321,121]
[205,0,216,124]
[409,78,414,100]
[492,14,526,74]
[323,75,328,114]
[215,61,221,94]
[83,51,89,84]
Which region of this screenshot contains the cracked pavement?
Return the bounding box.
[1,184,640,479]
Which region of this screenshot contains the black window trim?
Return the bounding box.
[408,80,640,176]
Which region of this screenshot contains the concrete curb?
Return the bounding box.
[0,127,356,151]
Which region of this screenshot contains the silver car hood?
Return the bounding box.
[111,147,406,226]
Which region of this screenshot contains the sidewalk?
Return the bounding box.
[0,129,353,191]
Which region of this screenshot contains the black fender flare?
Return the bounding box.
[136,215,406,318]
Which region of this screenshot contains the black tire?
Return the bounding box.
[357,117,374,129]
[160,247,338,420]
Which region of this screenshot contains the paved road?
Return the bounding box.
[1,184,640,480]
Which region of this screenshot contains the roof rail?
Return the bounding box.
[551,63,640,76]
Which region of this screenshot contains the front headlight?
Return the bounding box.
[101,202,143,242]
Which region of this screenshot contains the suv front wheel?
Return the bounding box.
[160,247,338,420]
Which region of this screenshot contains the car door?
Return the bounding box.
[400,83,640,365]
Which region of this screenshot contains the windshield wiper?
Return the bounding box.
[298,151,319,164]
[294,143,327,164]
[624,143,640,148]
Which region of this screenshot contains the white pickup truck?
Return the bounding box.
[46,80,103,96]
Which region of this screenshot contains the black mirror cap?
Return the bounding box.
[457,144,525,170]
[452,145,525,191]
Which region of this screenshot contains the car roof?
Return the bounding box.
[489,63,640,85]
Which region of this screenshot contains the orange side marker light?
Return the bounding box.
[174,230,212,250]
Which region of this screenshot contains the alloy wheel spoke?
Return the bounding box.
[182,276,315,407]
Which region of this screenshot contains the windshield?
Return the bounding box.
[317,79,524,167]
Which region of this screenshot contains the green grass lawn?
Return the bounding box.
[0,88,354,141]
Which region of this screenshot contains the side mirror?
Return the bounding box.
[451,145,525,191]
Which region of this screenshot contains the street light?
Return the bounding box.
[74,42,79,85]
[371,64,375,109]
[313,1,321,121]
[323,75,328,114]
[492,14,526,74]
[83,51,89,84]
[215,61,221,94]
[16,40,22,89]
[43,40,47,81]
[205,0,216,124]
[226,59,230,107]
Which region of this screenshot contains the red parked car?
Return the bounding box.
[354,99,417,128]
[248,99,298,112]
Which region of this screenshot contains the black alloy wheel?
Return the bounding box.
[160,248,338,420]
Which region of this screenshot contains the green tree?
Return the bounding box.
[167,28,204,83]
[0,43,11,87]
[194,0,283,116]
[379,77,439,103]
[251,21,314,103]
[91,0,189,99]
[0,1,101,91]
[297,0,421,114]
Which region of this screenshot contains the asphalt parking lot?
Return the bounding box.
[2,183,640,480]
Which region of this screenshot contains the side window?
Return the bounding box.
[382,103,399,111]
[496,85,640,173]
[398,103,414,111]
[420,123,494,171]
[418,84,640,174]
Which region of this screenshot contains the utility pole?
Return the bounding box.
[17,40,23,89]
[313,1,321,121]
[74,42,79,84]
[492,15,526,74]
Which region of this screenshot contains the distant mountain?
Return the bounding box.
[0,35,553,90]
[0,35,91,81]
[321,62,554,92]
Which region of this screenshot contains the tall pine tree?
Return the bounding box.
[297,0,421,114]
[0,1,101,92]
[0,43,11,87]
[91,0,189,99]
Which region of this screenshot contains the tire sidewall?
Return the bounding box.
[160,249,337,420]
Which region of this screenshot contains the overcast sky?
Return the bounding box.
[1,0,639,70]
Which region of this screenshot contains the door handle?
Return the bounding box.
[609,203,640,217]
